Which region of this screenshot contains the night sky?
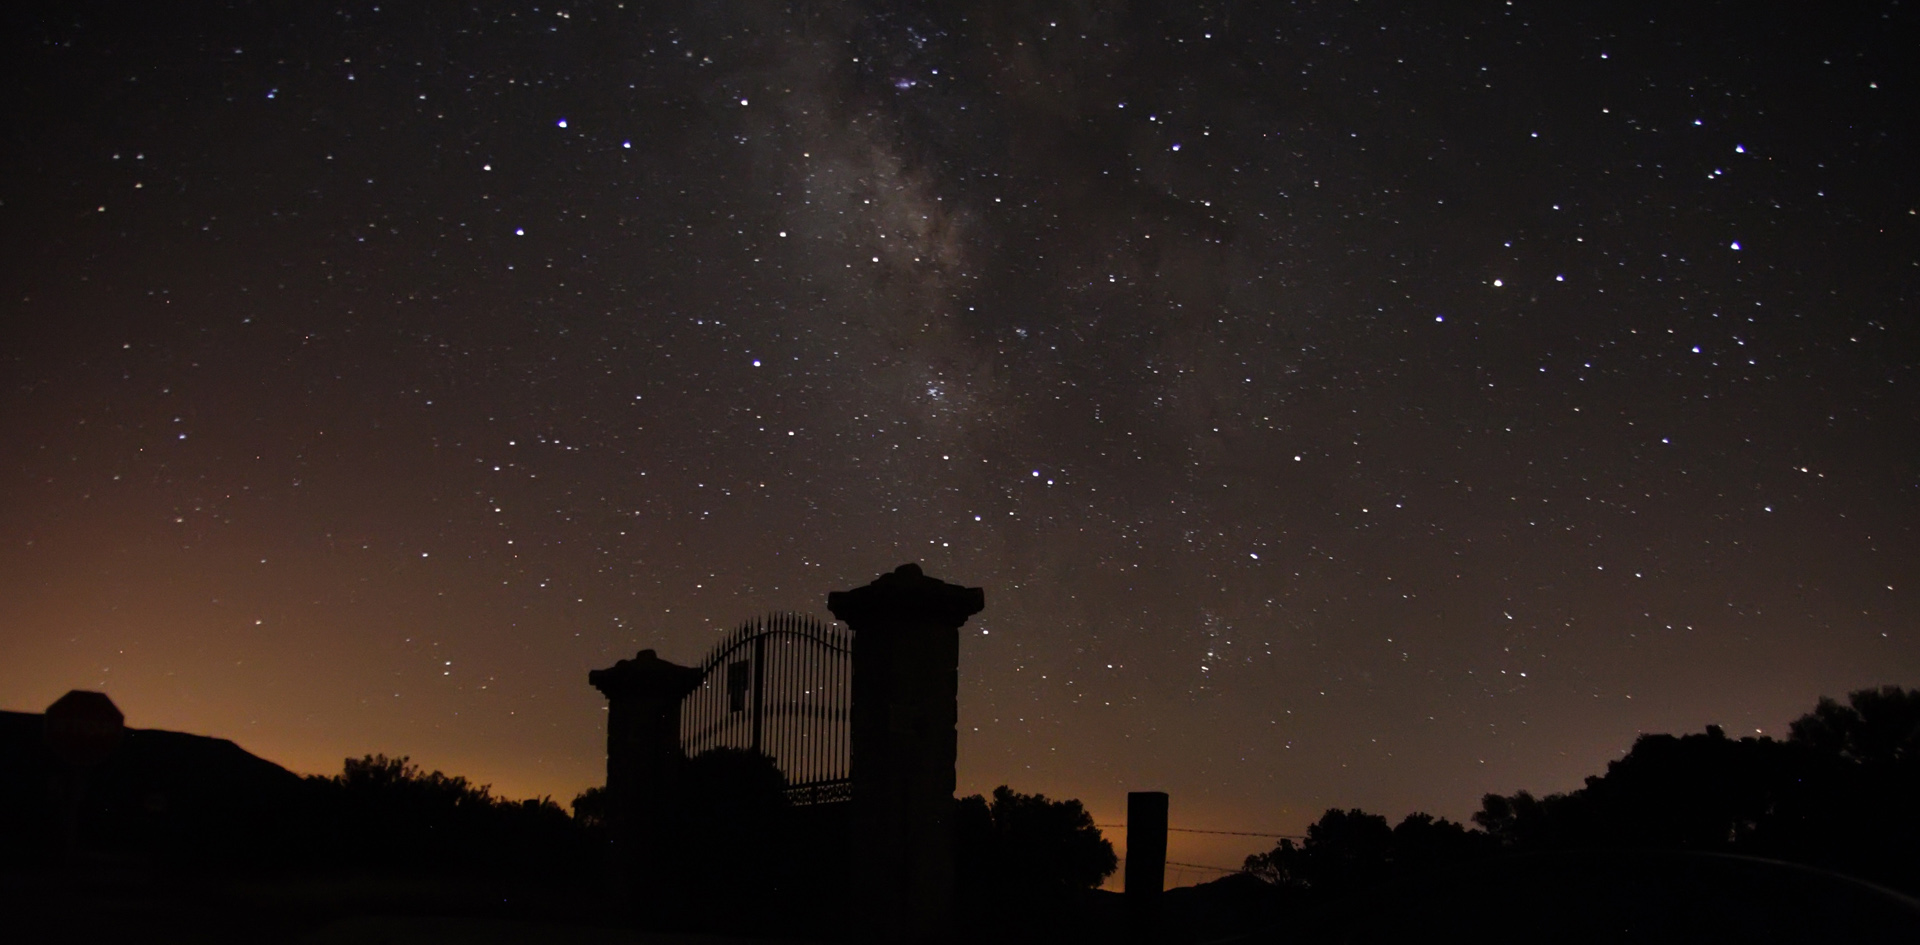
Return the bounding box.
[4,1,1917,880]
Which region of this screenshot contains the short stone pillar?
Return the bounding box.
[589,649,704,897]
[45,690,126,863]
[44,690,125,768]
[830,563,984,943]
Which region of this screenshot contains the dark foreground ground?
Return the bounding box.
[1206,849,1920,945]
[0,866,692,945]
[7,849,1920,944]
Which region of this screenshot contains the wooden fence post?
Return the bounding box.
[1126,790,1169,937]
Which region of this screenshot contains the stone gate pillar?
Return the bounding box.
[589,649,703,898]
[830,563,984,943]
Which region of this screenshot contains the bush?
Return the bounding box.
[955,785,1116,921]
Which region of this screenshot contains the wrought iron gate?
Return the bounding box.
[679,613,852,804]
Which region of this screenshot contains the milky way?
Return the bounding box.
[3,1,1915,881]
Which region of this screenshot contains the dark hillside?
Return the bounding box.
[0,708,309,870]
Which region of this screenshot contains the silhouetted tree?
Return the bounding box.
[336,753,501,810]
[1244,808,1490,896]
[1241,837,1302,888]
[1594,726,1804,847]
[1303,808,1393,889]
[1788,685,1920,768]
[954,785,1116,924]
[306,753,587,877]
[1472,788,1578,849]
[1775,686,1920,891]
[570,784,608,831]
[640,747,794,928]
[664,747,789,876]
[1466,687,1920,896]
[1474,728,1802,853]
[1391,811,1491,868]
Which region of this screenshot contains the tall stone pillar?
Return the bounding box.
[830,563,984,943]
[589,649,703,900]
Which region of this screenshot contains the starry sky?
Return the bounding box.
[3,1,1917,880]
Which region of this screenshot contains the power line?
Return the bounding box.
[1167,860,1241,873]
[1116,855,1242,875]
[1098,823,1305,840]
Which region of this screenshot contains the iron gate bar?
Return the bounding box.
[678,612,852,801]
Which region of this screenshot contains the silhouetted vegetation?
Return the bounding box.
[587,747,849,936]
[10,687,1920,941]
[299,753,597,879]
[1469,685,1920,894]
[1242,808,1493,897]
[1240,686,1920,907]
[569,784,608,830]
[954,784,1117,931]
[654,748,796,905]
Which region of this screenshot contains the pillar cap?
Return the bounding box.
[828,562,984,627]
[589,649,704,701]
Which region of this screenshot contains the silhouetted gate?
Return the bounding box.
[679,613,851,805]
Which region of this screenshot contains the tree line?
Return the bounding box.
[1243,685,1920,899]
[13,685,1911,935]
